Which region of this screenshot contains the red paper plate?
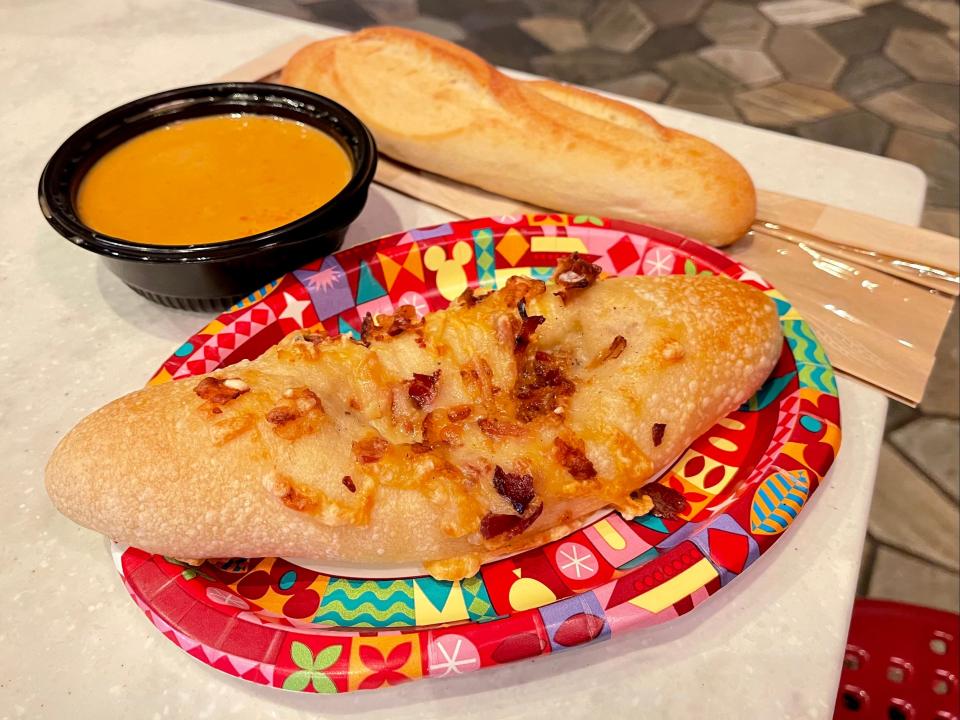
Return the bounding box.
[114,214,841,693]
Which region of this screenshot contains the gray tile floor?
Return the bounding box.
[227,0,960,612]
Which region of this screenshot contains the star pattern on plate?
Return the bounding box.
[302,266,342,293]
[556,543,598,580]
[642,248,675,276]
[428,635,480,677]
[279,292,311,324]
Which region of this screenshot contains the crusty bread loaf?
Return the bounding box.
[46,266,780,580]
[281,27,756,246]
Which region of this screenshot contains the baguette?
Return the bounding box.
[281,27,756,246]
[46,262,780,579]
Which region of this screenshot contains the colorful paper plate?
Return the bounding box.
[114,214,841,694]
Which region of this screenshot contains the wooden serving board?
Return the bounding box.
[216,36,958,406]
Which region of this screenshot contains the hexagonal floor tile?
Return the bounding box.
[596,71,671,102]
[769,26,846,88]
[698,1,772,48]
[658,52,741,91]
[835,55,910,101]
[886,129,960,207]
[638,0,710,28]
[699,46,782,86]
[864,87,958,133]
[886,27,960,83]
[518,16,590,52]
[734,81,851,126]
[868,545,960,612]
[759,0,862,26]
[891,416,960,502]
[585,0,655,53]
[664,86,742,121]
[869,443,959,570]
[797,110,891,154]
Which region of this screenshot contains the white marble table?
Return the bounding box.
[0,1,927,718]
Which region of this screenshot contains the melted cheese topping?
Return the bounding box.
[188,269,781,576]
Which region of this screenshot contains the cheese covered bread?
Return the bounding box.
[281,27,757,247]
[46,257,781,579]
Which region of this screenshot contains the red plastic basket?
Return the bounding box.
[835,598,960,719]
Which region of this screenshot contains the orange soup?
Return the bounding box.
[76,114,353,245]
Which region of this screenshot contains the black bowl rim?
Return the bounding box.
[37,82,377,263]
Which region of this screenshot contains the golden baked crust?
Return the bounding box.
[281,27,756,246]
[45,261,781,579]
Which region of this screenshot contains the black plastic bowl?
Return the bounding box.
[38,83,377,311]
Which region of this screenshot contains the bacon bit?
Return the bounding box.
[194,377,248,404]
[361,305,422,344]
[211,407,223,415]
[454,287,478,308]
[341,475,356,493]
[263,474,317,512]
[409,442,433,454]
[492,466,535,514]
[590,336,627,368]
[266,407,298,426]
[348,397,362,411]
[267,388,322,424]
[264,388,324,438]
[515,315,545,353]
[607,335,627,359]
[632,483,686,519]
[353,435,390,464]
[514,298,546,354]
[553,253,602,302]
[409,369,441,409]
[300,332,327,345]
[388,305,420,335]
[480,500,544,540]
[447,405,472,422]
[454,287,494,308]
[479,513,520,540]
[360,313,376,345]
[554,438,597,480]
[278,485,313,512]
[499,276,546,309]
[514,350,576,422]
[555,253,601,288]
[652,423,666,447]
[517,297,530,320]
[477,416,524,437]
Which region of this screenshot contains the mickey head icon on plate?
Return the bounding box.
[424,241,473,301]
